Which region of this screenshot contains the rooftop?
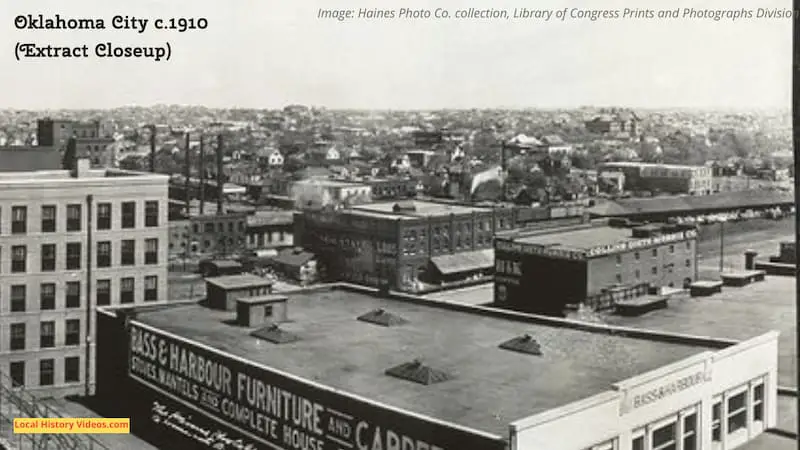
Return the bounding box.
[351,200,491,218]
[134,287,715,437]
[513,225,636,252]
[204,274,273,290]
[0,146,61,172]
[572,275,796,387]
[0,163,167,186]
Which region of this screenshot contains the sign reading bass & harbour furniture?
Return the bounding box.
[128,322,505,450]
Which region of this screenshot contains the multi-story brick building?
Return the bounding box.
[36,119,115,166]
[494,222,698,316]
[600,162,713,195]
[167,212,248,258]
[0,159,168,396]
[294,200,521,291]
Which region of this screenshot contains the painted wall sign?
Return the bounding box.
[128,323,504,450]
[584,230,697,259]
[495,241,586,261]
[618,361,712,416]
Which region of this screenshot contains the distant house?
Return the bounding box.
[269,247,318,285]
[507,134,543,152]
[585,111,640,136]
[325,146,341,161]
[538,135,573,154]
[268,149,284,167]
[405,150,436,168]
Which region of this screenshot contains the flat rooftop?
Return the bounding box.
[351,200,491,218]
[205,274,272,290]
[572,275,796,387]
[135,287,714,437]
[513,226,636,252]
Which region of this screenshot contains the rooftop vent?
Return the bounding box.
[357,308,408,327]
[385,359,452,385]
[499,334,543,356]
[392,201,416,213]
[250,324,299,344]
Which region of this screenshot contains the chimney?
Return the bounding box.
[199,136,206,215]
[71,158,92,178]
[744,250,758,271]
[149,126,156,173]
[216,134,224,214]
[184,133,191,215]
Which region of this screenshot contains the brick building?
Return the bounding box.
[37,118,115,166]
[0,159,168,396]
[294,200,521,291]
[494,222,698,316]
[168,212,248,258]
[599,162,713,195]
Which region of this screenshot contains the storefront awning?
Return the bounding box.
[430,249,494,275]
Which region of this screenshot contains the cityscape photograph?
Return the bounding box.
[0,0,796,449]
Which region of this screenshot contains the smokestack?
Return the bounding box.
[149,125,156,172]
[199,136,205,215]
[216,134,224,215]
[184,132,191,215]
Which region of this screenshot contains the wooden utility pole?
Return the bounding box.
[216,134,224,215]
[148,125,156,172]
[184,132,191,215]
[199,136,206,215]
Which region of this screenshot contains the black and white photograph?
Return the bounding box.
[0,0,796,448]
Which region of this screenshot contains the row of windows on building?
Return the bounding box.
[5,276,160,312]
[401,221,503,256]
[9,357,81,388]
[7,319,83,351]
[191,221,246,234]
[614,242,693,264]
[4,201,160,234]
[615,260,693,284]
[4,239,160,273]
[585,378,765,450]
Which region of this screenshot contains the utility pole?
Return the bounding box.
[184,132,191,216]
[199,136,206,215]
[500,140,508,203]
[216,134,224,215]
[718,220,725,274]
[148,125,156,173]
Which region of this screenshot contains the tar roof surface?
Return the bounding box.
[574,276,796,387]
[514,226,635,251]
[136,288,711,437]
[351,200,489,218]
[205,274,272,290]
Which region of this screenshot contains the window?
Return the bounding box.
[121,202,136,228]
[97,202,112,230]
[41,244,56,271]
[40,283,56,310]
[193,223,199,234]
[651,420,676,450]
[631,431,644,450]
[686,241,692,250]
[65,319,80,346]
[121,240,135,265]
[10,285,26,312]
[204,223,213,233]
[753,382,764,421]
[228,222,234,233]
[10,361,24,387]
[145,201,159,227]
[66,242,82,270]
[145,239,158,264]
[11,206,27,234]
[685,259,691,268]
[651,248,658,257]
[712,399,722,442]
[41,205,56,232]
[97,241,111,267]
[683,412,697,450]
[65,357,80,382]
[66,281,81,308]
[635,269,641,279]
[66,204,82,231]
[651,266,657,275]
[144,276,158,302]
[39,359,54,386]
[120,277,135,304]
[669,244,675,253]
[634,252,640,260]
[10,324,25,351]
[238,221,245,232]
[96,279,111,306]
[40,321,55,348]
[615,274,622,283]
[727,389,748,434]
[11,245,26,273]
[586,439,615,450]
[615,255,622,264]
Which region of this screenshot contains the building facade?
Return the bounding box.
[37,119,114,166]
[600,162,713,196]
[494,223,698,315]
[168,212,248,258]
[294,200,520,291]
[0,160,168,396]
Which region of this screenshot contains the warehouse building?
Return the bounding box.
[0,159,169,396]
[96,281,779,450]
[494,222,698,315]
[599,162,713,196]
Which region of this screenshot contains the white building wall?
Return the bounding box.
[511,331,779,450]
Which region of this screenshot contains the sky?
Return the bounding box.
[0,0,793,110]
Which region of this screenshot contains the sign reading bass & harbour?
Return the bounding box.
[128,323,504,450]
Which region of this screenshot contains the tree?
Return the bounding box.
[284,155,306,173]
[62,137,77,170]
